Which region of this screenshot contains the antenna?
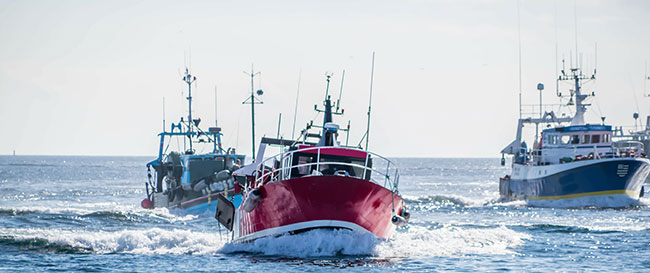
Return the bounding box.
[336,69,345,112]
[163,96,165,133]
[554,0,559,97]
[517,0,522,120]
[277,113,282,138]
[365,52,376,151]
[324,72,333,101]
[643,60,650,97]
[291,69,302,139]
[592,53,596,75]
[242,64,263,158]
[214,86,218,127]
[574,0,579,69]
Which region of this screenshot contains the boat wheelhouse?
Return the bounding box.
[536,124,613,165]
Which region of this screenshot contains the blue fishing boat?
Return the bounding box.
[499,64,650,207]
[142,68,245,214]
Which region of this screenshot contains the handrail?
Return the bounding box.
[249,146,400,193]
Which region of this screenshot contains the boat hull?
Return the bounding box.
[500,158,650,207]
[233,175,403,243]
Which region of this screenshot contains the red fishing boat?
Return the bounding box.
[215,73,409,243]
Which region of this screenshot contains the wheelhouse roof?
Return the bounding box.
[543,124,612,134]
[296,145,368,159]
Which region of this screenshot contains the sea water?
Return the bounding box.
[1,156,649,272]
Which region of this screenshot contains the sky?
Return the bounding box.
[1,0,649,158]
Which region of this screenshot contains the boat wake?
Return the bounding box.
[221,224,529,258]
[0,221,529,258]
[378,225,530,257]
[221,229,378,257]
[521,194,646,208]
[404,194,499,208]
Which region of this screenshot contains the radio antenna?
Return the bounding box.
[517,0,522,120]
[242,64,263,158]
[336,69,345,112]
[291,69,302,139]
[163,96,165,133]
[365,52,376,151]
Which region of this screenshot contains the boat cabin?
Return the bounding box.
[282,145,372,180]
[538,124,612,165]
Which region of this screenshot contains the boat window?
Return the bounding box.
[296,156,312,175]
[570,135,580,144]
[543,135,548,144]
[581,135,590,144]
[603,134,610,143]
[551,135,558,145]
[591,134,600,144]
[560,135,571,145]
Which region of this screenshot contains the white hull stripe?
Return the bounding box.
[511,157,650,180]
[235,220,370,243]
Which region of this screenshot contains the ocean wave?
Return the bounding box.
[0,228,222,255]
[0,235,93,254]
[522,224,618,234]
[403,194,497,208]
[0,206,197,223]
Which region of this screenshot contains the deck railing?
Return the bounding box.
[249,146,400,193]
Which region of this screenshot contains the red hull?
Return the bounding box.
[234,175,403,242]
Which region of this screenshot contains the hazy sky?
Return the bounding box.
[1,0,649,158]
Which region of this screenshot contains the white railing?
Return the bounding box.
[249,146,400,193]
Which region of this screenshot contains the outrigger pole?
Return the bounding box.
[242,65,263,158]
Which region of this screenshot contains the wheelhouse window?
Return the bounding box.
[560,135,571,145]
[581,135,590,144]
[290,152,370,180]
[603,134,611,143]
[591,134,601,144]
[570,135,580,144]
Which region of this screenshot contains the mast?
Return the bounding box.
[314,74,343,147]
[242,66,263,158]
[182,68,196,154]
[558,65,594,126]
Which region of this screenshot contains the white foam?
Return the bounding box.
[220,229,378,257]
[376,225,530,257]
[220,225,529,258]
